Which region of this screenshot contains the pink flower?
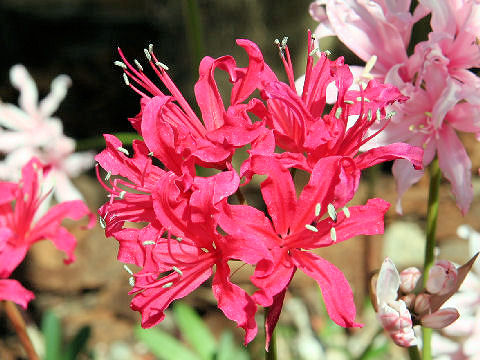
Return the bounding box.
[0,65,95,202]
[220,155,391,346]
[0,279,34,309]
[0,158,95,279]
[310,0,480,214]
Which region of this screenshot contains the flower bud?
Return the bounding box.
[414,293,431,316]
[426,260,457,295]
[399,293,415,309]
[421,308,459,329]
[390,328,418,347]
[399,267,421,293]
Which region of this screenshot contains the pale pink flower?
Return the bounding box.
[0,64,94,203]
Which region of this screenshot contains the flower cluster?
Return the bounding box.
[0,158,95,308]
[0,65,95,203]
[310,0,480,214]
[97,34,422,344]
[373,256,477,347]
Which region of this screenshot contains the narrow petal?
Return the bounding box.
[9,65,39,116]
[39,74,71,117]
[292,250,362,328]
[437,126,473,214]
[0,279,35,309]
[212,261,258,344]
[355,143,423,170]
[265,289,287,350]
[376,258,401,305]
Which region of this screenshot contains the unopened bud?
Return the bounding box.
[390,329,418,347]
[399,267,421,293]
[426,260,457,295]
[399,294,415,310]
[414,293,431,316]
[421,308,459,329]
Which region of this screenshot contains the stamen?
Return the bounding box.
[114,61,127,69]
[343,207,350,218]
[129,277,135,287]
[376,109,381,122]
[385,111,396,120]
[134,59,143,72]
[117,146,129,156]
[99,215,106,229]
[335,107,342,119]
[309,47,319,57]
[327,203,337,222]
[148,43,154,53]
[144,48,152,61]
[148,152,154,156]
[118,190,126,199]
[305,224,318,232]
[122,73,130,86]
[162,282,173,288]
[344,100,354,105]
[367,109,372,121]
[105,171,111,181]
[315,203,321,217]
[330,227,337,242]
[364,55,377,75]
[281,36,288,47]
[356,96,370,102]
[143,240,155,245]
[201,247,209,253]
[156,62,169,71]
[172,266,183,276]
[123,264,134,275]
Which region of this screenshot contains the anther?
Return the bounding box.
[134,59,143,72]
[172,266,183,276]
[114,61,127,69]
[309,48,320,57]
[315,203,321,217]
[335,107,342,119]
[99,216,106,229]
[118,190,126,199]
[129,277,135,287]
[176,237,182,242]
[356,96,370,102]
[367,109,372,121]
[281,36,288,47]
[327,203,337,222]
[105,171,111,181]
[324,50,332,56]
[409,125,416,131]
[305,224,318,232]
[385,111,396,120]
[274,38,280,46]
[123,264,134,275]
[144,48,152,61]
[162,282,173,288]
[344,100,354,105]
[148,152,154,156]
[148,43,154,53]
[156,61,169,71]
[122,73,129,86]
[376,109,381,121]
[117,146,129,156]
[143,240,155,245]
[330,227,337,242]
[424,111,432,117]
[343,207,350,218]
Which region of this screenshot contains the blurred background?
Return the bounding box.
[1,1,480,359]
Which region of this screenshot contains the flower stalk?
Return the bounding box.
[4,301,39,360]
[422,157,441,360]
[265,307,276,360]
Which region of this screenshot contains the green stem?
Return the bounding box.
[181,0,205,67]
[265,307,276,360]
[422,157,441,360]
[408,345,422,360]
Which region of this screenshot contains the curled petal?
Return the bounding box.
[0,279,35,309]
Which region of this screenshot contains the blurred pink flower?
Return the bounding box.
[0,64,95,203]
[310,0,480,214]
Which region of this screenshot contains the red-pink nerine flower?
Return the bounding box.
[0,158,95,308]
[98,36,422,344]
[310,0,480,214]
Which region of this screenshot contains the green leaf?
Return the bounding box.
[173,302,217,360]
[135,326,200,360]
[216,331,249,360]
[63,326,91,360]
[42,311,62,360]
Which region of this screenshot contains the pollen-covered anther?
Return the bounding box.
[114,61,127,69]
[330,227,337,242]
[281,36,288,47]
[324,49,332,56]
[335,107,342,119]
[134,59,143,72]
[327,203,337,222]
[143,240,155,245]
[162,282,174,288]
[309,47,320,57]
[128,277,135,287]
[343,207,350,218]
[148,43,154,53]
[156,61,169,71]
[122,73,130,86]
[118,190,126,199]
[367,109,373,121]
[172,266,183,276]
[356,96,370,102]
[344,100,354,105]
[176,237,183,242]
[117,146,129,156]
[305,224,318,232]
[99,215,106,229]
[105,171,111,181]
[315,203,321,217]
[385,111,396,120]
[144,48,152,61]
[376,109,381,122]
